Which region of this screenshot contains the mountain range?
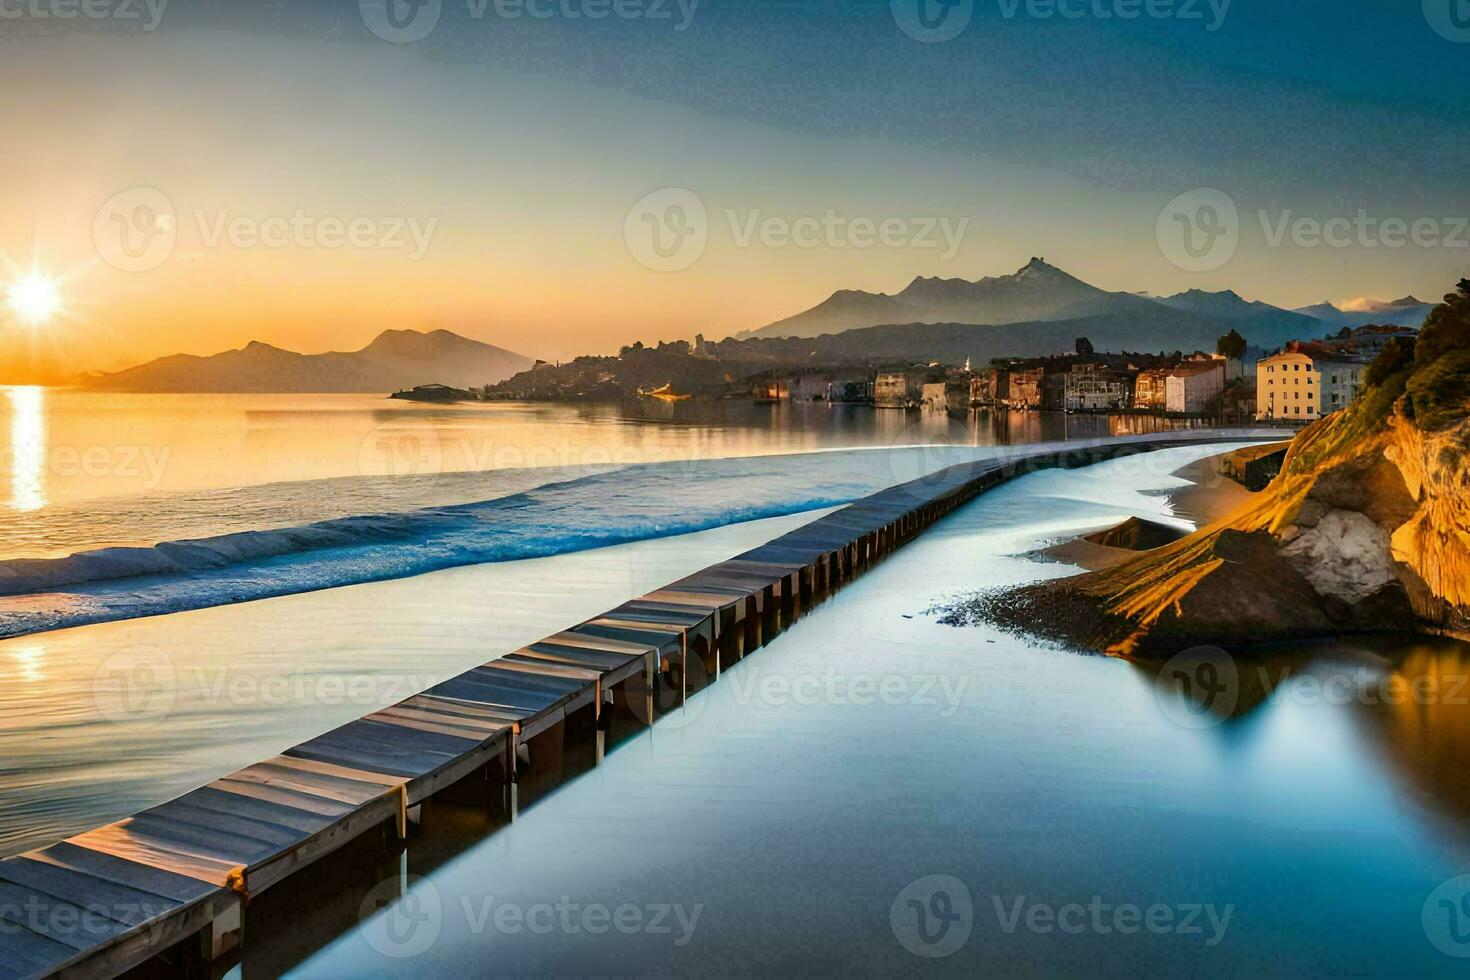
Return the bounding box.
[78,329,533,393]
[745,258,1433,350]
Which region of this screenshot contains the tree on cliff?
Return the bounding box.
[1365,278,1470,430]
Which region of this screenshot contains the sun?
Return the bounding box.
[6,272,62,326]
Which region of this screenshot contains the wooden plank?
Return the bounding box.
[367,706,506,742]
[286,731,457,774]
[210,776,362,817]
[410,694,530,727]
[0,919,76,978]
[62,827,241,887]
[141,802,307,850]
[0,880,136,950]
[175,786,338,836]
[222,764,389,808]
[94,814,276,867]
[425,676,560,714]
[465,664,586,698]
[0,858,176,928]
[249,754,409,792]
[27,843,216,906]
[284,743,426,781]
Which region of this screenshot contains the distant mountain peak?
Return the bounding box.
[83,328,533,393]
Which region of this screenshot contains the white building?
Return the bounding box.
[1163,361,1225,414]
[1062,363,1128,412]
[1256,349,1367,421]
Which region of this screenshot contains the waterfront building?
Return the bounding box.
[1256,346,1367,420]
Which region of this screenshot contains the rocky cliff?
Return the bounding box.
[952,281,1470,658]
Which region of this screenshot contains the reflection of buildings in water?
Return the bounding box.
[1107,414,1214,437]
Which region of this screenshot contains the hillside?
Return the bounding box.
[746,258,1112,339]
[744,257,1438,352]
[944,280,1470,656]
[744,257,1332,349]
[79,329,533,393]
[1294,297,1433,331]
[1157,289,1325,348]
[726,304,1229,365]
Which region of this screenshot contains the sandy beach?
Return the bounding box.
[1035,449,1255,571]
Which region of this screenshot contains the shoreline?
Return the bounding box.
[1030,449,1250,573]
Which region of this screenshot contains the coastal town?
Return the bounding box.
[399,322,1418,426]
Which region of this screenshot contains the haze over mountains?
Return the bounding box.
[80,330,532,393]
[745,258,1433,350]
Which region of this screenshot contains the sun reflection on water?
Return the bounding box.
[6,386,45,512]
[6,644,45,684]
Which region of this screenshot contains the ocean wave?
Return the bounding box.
[0,446,997,638]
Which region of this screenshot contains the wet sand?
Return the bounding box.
[1035,449,1254,571]
[1166,451,1255,526]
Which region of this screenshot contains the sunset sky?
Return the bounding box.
[1,0,1467,382]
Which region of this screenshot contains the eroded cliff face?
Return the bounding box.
[1383,418,1470,635]
[1044,404,1469,657]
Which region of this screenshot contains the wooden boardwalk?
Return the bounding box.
[0,433,1267,979]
